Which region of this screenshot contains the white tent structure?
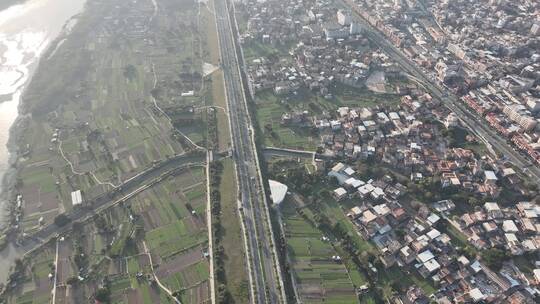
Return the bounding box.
[269,180,288,204]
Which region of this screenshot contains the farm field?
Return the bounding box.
[253,83,402,151]
[281,198,358,304]
[4,166,210,304]
[103,166,210,304]
[13,0,209,233]
[8,245,56,304]
[133,166,211,304]
[254,90,320,151]
[6,205,131,304]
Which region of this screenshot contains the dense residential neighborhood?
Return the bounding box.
[235,0,540,303]
[326,160,539,303]
[346,0,540,165]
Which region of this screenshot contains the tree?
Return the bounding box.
[526,182,538,193]
[123,64,138,80]
[395,228,406,240]
[54,214,71,227]
[468,197,479,206]
[481,248,509,271]
[66,276,79,285]
[359,251,370,265]
[94,287,111,303]
[376,282,394,302]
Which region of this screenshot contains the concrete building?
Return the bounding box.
[323,22,349,40]
[337,10,352,26]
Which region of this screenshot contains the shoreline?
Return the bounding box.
[0,8,86,229]
[0,8,86,246]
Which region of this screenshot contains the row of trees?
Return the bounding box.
[208,161,234,303]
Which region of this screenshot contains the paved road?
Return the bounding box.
[262,147,337,162]
[12,153,205,256]
[263,147,315,160]
[214,0,284,303]
[341,0,540,182]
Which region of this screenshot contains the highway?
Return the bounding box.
[214,0,285,303]
[341,0,540,182]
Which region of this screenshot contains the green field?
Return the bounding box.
[213,159,250,303]
[4,167,210,304]
[14,0,211,232]
[254,90,320,151]
[253,82,402,151]
[281,198,358,304]
[108,168,210,303]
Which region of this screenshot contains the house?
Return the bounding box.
[420,258,441,278]
[502,220,519,233]
[426,229,442,240]
[333,187,348,201]
[331,162,346,172]
[400,246,415,264]
[344,177,364,189]
[484,170,498,185]
[343,167,355,176]
[426,213,440,226]
[533,269,540,285]
[458,256,470,266]
[361,210,377,225]
[484,202,503,219]
[417,250,435,264]
[371,187,385,200]
[323,22,349,40]
[358,184,375,198]
[348,206,363,219]
[468,288,485,302]
[337,10,351,26]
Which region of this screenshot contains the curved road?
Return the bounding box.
[10,153,205,258]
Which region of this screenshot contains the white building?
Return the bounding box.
[324,23,349,40]
[350,22,362,35]
[337,10,352,26]
[269,180,288,204]
[71,190,83,207]
[333,187,348,201]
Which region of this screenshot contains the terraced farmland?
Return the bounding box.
[131,166,211,304]
[4,167,209,304]
[282,199,358,304]
[13,0,208,234]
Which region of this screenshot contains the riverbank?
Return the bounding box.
[0,6,85,229]
[0,0,88,284]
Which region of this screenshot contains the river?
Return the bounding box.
[0,0,87,284]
